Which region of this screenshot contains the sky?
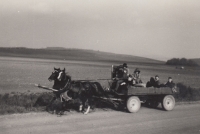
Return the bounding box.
[0,0,200,61]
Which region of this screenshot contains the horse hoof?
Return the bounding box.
[83,106,90,115]
[83,111,89,115]
[79,105,83,112]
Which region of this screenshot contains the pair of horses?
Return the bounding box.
[48,67,105,115]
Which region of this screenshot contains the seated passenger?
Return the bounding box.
[165,77,177,92]
[127,68,145,87]
[132,68,143,84]
[146,75,161,88]
[165,77,175,88]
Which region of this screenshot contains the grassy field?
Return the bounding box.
[0,56,200,94]
[0,56,200,115]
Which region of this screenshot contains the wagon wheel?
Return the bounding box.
[162,95,175,111]
[127,96,141,113]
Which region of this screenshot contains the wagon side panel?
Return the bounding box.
[127,87,179,95]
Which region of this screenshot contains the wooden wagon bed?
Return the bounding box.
[127,87,179,96]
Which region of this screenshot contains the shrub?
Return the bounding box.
[0,92,53,115]
[175,83,200,101]
[166,58,199,67]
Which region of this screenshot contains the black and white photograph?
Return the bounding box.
[0,0,200,134]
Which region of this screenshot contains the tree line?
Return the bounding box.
[166,58,199,67]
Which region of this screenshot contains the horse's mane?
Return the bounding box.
[65,73,71,81]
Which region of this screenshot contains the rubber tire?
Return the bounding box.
[162,95,175,111]
[127,96,141,113]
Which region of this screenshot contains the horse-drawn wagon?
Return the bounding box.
[36,65,179,114]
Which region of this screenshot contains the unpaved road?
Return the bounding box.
[1,104,200,134]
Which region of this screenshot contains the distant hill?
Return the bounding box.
[0,47,163,64]
[45,47,68,50]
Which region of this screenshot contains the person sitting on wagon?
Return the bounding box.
[128,68,145,87]
[146,75,161,88]
[114,63,129,91]
[165,77,175,88]
[164,77,177,92]
[133,68,143,84]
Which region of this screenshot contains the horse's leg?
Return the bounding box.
[59,93,73,114]
[79,104,83,112]
[58,101,66,116]
[59,94,65,114]
[77,96,85,113]
[76,90,84,112]
[84,106,90,115]
[64,100,72,112]
[83,97,91,115]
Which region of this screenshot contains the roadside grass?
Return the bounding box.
[0,92,52,115]
[0,83,200,115]
[175,83,200,102]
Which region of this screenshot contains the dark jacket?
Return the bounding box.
[146,77,161,88]
[165,81,175,88]
[119,67,129,79]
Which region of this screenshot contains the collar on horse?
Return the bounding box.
[60,79,71,91]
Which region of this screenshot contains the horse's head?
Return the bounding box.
[57,68,71,82]
[48,67,61,81]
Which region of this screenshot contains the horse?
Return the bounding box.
[48,67,106,114]
[55,68,108,114]
[47,67,71,114]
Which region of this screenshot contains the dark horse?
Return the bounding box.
[48,67,106,114]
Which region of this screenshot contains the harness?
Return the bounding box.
[60,78,71,91]
[58,74,73,102]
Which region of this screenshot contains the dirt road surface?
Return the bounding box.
[1,104,200,134]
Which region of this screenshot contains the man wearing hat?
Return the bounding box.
[132,68,143,84]
[114,63,130,91]
[121,63,129,78]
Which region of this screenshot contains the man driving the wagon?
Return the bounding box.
[112,63,130,91]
